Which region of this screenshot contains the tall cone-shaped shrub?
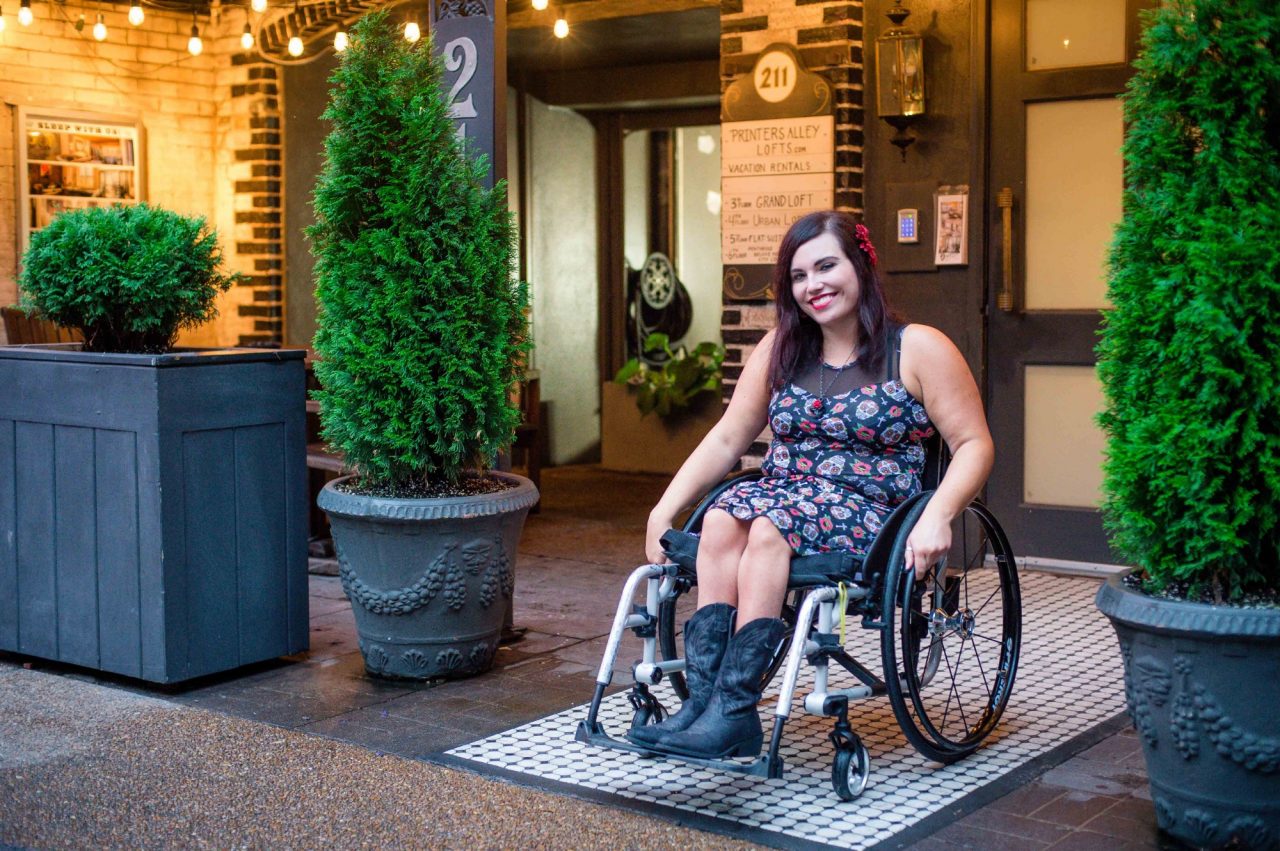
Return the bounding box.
[309,11,528,488]
[1097,0,1280,600]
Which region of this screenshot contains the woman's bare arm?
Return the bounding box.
[644,331,777,563]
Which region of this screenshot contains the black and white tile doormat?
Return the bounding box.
[446,571,1126,850]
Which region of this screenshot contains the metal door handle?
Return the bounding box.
[997,187,1017,312]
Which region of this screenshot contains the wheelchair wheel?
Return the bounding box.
[881,500,1021,764]
[658,587,803,702]
[831,734,870,801]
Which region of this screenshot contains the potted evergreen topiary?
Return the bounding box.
[310,11,536,681]
[0,203,310,684]
[1094,1,1280,846]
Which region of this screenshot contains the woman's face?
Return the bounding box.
[789,231,860,330]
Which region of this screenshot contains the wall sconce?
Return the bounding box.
[875,0,925,160]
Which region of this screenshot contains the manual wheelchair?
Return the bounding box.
[576,436,1022,801]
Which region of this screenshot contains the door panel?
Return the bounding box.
[986,0,1149,565]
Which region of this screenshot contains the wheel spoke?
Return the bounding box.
[968,633,993,701]
[950,635,973,736]
[969,630,1005,646]
[972,583,1001,619]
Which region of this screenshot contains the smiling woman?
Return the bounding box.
[632,209,995,761]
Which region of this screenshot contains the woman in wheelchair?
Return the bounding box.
[631,210,995,761]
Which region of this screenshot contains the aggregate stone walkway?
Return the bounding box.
[0,466,1169,850]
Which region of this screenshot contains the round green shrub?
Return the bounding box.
[308,10,530,489]
[18,203,238,353]
[1098,0,1280,601]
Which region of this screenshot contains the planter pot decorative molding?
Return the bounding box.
[318,472,538,680]
[1096,574,1280,850]
[0,345,310,683]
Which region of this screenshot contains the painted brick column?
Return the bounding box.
[720,0,867,465]
[225,55,285,346]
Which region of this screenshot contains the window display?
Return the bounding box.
[18,108,143,250]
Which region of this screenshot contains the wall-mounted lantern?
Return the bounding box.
[875,0,925,159]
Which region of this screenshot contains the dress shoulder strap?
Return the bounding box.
[885,323,906,382]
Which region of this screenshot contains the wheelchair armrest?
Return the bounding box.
[659,529,700,574]
[680,468,764,534]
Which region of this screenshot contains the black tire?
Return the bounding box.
[831,736,870,801]
[881,500,1022,763]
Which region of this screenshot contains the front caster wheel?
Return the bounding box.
[628,687,667,730]
[832,736,870,801]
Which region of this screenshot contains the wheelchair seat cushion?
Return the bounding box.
[660,529,867,587]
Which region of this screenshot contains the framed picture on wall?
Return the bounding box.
[15,107,145,255]
[934,188,969,266]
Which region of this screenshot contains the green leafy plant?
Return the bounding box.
[614,333,724,418]
[308,10,529,490]
[18,203,238,353]
[1097,0,1280,602]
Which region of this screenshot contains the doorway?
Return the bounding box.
[985,0,1152,566]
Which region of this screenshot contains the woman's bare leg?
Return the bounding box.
[735,516,792,626]
[694,508,750,609]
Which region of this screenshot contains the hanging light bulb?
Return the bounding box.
[553,16,568,38]
[127,2,142,25]
[333,29,347,52]
[75,11,85,30]
[403,20,419,42]
[187,18,202,54]
[287,34,302,55]
[0,5,6,32]
[531,0,547,9]
[18,0,32,26]
[250,0,266,11]
[92,12,106,39]
[240,20,253,49]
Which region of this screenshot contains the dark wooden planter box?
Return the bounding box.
[0,345,310,683]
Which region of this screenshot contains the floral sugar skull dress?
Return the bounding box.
[711,363,936,561]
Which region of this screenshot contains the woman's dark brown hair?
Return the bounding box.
[767,210,894,390]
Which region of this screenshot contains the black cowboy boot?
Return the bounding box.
[628,602,735,748]
[655,616,788,759]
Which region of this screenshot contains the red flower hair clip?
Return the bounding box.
[854,223,878,268]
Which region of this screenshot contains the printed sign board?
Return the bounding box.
[720,45,834,300]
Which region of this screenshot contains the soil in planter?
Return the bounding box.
[335,474,518,500]
[1123,572,1280,610]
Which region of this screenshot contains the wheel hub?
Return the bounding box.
[929,607,976,639]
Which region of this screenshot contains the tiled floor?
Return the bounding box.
[445,570,1130,850]
[5,466,1169,849]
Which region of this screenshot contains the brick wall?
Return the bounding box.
[0,5,279,347]
[720,0,866,466]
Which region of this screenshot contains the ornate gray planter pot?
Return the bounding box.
[318,473,538,680]
[1096,574,1280,850]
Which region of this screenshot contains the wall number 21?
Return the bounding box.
[444,36,478,140]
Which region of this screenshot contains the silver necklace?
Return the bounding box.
[813,344,858,415]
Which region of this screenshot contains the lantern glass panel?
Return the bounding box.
[876,31,925,118]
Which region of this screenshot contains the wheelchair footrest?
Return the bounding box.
[576,720,783,779]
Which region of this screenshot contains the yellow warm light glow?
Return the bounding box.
[241,24,254,50]
[288,34,303,56]
[18,2,32,26]
[531,0,547,9]
[404,20,419,42]
[92,13,106,40]
[334,30,348,52]
[553,17,568,38]
[128,3,143,25]
[188,25,202,55]
[251,0,267,12]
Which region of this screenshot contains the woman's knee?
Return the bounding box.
[742,517,792,568]
[699,509,750,558]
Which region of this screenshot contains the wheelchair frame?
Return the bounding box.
[576,473,1022,801]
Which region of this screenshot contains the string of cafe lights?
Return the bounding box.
[0,0,572,61]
